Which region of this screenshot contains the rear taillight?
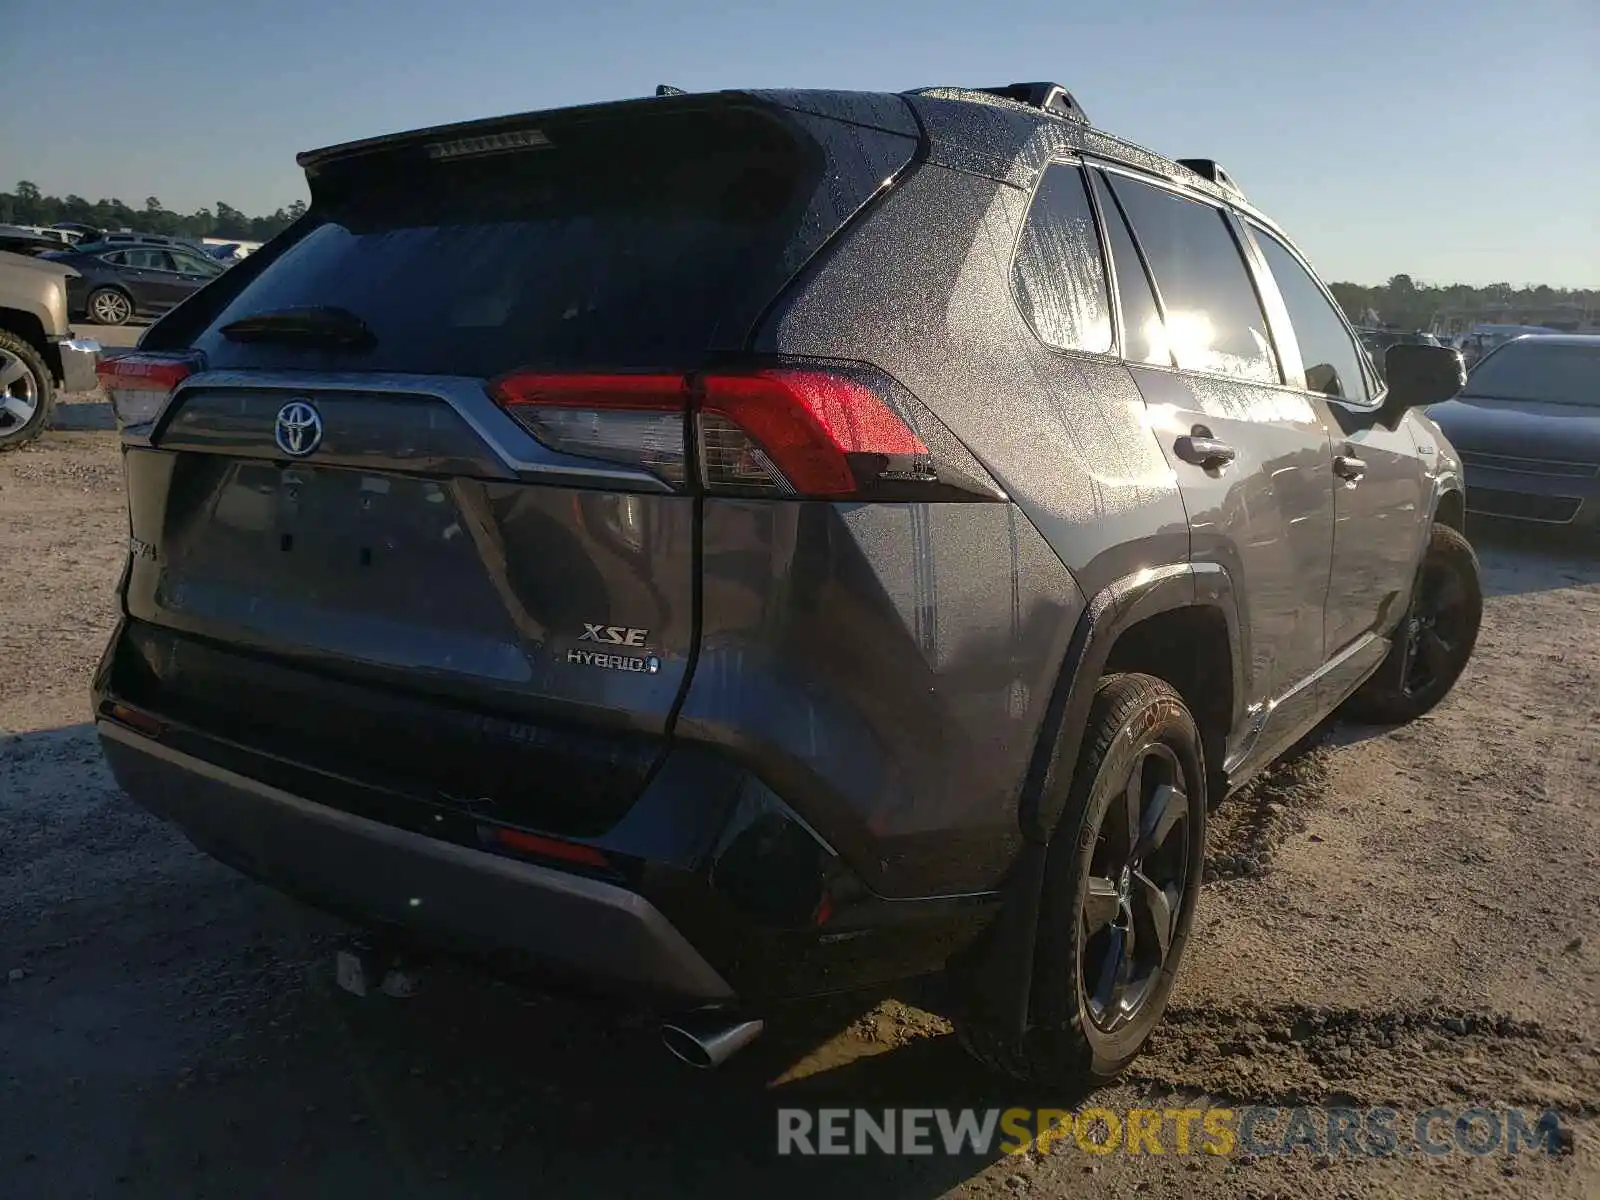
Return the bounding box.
[97,352,201,429]
[490,362,1002,501]
[491,372,689,486]
[699,369,930,498]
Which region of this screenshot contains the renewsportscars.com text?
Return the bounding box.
[776,1105,1568,1158]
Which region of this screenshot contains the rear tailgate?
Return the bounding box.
[115,93,918,834]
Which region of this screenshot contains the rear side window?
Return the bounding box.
[1012,164,1112,355]
[1091,171,1169,366]
[1252,226,1370,403]
[1110,176,1279,384]
[194,107,827,376]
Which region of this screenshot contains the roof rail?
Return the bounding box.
[1177,158,1244,199]
[970,82,1090,124]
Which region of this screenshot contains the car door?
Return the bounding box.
[135,249,194,311]
[1096,170,1335,771]
[108,247,169,311]
[1244,222,1429,706]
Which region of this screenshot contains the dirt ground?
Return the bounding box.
[2,425,1596,1199]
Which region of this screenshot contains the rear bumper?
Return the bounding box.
[99,720,735,1004]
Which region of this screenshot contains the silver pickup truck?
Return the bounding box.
[0,250,101,450]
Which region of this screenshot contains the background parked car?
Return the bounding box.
[1356,327,1444,378]
[0,249,100,449]
[44,241,226,325]
[1426,334,1600,530]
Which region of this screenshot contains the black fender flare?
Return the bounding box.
[961,560,1243,1044]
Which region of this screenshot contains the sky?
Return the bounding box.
[2,0,1596,287]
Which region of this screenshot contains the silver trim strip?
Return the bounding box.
[136,368,674,492]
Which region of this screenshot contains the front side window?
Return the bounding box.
[98,251,127,266]
[172,251,220,275]
[1110,176,1278,384]
[1012,163,1113,355]
[1253,226,1371,403]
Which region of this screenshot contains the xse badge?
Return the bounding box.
[569,624,660,674]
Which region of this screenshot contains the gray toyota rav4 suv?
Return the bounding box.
[94,82,1480,1081]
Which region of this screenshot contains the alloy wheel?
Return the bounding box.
[1080,742,1190,1032]
[91,290,132,324]
[1400,558,1469,699]
[0,347,39,434]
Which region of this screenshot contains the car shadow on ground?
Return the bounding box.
[1468,517,1600,598]
[1,721,1095,1199]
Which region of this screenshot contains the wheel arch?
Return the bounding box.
[1433,480,1465,532]
[960,561,1243,1047]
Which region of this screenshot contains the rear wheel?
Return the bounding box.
[959,673,1207,1083]
[0,330,54,452]
[87,287,134,326]
[1344,523,1481,724]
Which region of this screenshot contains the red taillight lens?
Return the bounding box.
[699,369,929,498]
[488,363,997,501]
[97,352,200,429]
[490,371,689,486]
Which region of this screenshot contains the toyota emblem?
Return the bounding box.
[274,399,323,457]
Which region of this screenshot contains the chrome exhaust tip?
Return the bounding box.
[660,1015,764,1069]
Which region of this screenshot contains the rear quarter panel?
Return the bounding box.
[712,160,1192,897]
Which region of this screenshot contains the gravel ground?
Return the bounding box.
[1,427,1596,1199]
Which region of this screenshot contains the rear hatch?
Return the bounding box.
[110,93,919,835]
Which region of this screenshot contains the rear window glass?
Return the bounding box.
[196,109,821,376]
[1462,342,1600,407]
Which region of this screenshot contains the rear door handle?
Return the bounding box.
[1174,435,1237,468]
[1334,454,1368,481]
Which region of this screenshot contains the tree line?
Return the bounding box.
[1326,275,1595,332]
[0,181,306,243]
[3,181,1594,328]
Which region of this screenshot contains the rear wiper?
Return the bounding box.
[219,306,376,350]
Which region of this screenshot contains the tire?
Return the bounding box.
[959,673,1207,1084]
[86,286,134,326]
[0,329,56,452]
[1343,523,1482,724]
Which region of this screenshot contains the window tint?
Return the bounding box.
[1461,342,1600,407]
[1012,164,1112,355]
[1091,170,1169,366]
[197,108,826,376]
[172,251,219,275]
[1110,177,1278,384]
[98,250,126,266]
[1253,227,1370,403]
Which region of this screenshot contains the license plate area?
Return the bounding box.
[183,461,495,625]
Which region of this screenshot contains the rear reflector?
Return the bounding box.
[97,352,201,429]
[489,826,612,869]
[106,702,164,738]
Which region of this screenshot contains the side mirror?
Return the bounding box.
[1379,343,1465,426]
